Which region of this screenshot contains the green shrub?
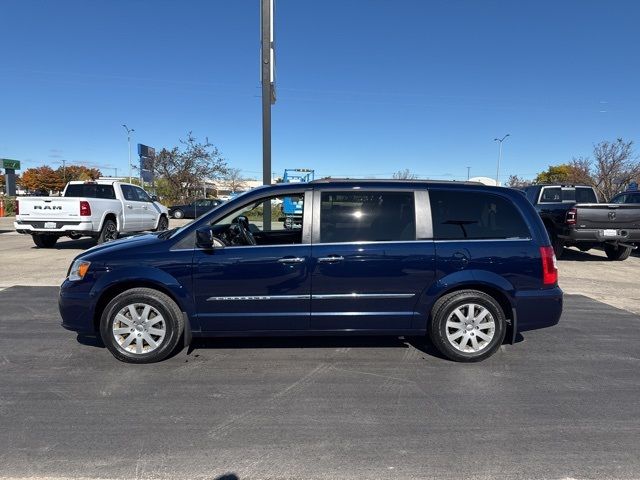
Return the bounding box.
[1,196,16,216]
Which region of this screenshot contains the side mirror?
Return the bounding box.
[196,226,215,249]
[196,226,224,250]
[151,195,159,202]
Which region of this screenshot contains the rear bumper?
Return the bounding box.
[515,286,563,332]
[14,220,95,235]
[560,228,640,243]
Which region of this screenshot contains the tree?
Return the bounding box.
[591,139,640,201]
[222,167,249,193]
[60,165,101,182]
[534,165,573,184]
[505,175,531,188]
[152,133,228,202]
[20,166,64,193]
[566,157,594,185]
[392,169,419,180]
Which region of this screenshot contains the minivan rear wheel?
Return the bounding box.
[429,290,506,362]
[100,288,184,363]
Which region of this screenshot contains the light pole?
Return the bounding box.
[466,166,471,180]
[122,124,134,183]
[494,134,510,186]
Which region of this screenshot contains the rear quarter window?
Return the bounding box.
[430,190,531,240]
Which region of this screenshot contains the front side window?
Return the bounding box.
[319,191,415,243]
[120,185,138,201]
[209,193,305,246]
[430,190,530,240]
[135,187,152,202]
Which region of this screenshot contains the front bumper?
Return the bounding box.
[515,286,563,332]
[59,280,97,334]
[560,228,640,244]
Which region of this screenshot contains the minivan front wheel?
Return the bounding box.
[429,290,506,362]
[100,288,184,363]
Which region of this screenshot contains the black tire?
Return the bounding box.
[32,234,58,248]
[604,244,632,261]
[173,209,184,219]
[156,215,169,231]
[548,228,564,259]
[428,290,506,363]
[99,287,184,364]
[97,219,118,244]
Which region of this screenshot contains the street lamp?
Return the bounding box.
[494,134,510,186]
[122,124,135,183]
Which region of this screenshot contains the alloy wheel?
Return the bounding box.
[445,303,496,353]
[112,303,166,355]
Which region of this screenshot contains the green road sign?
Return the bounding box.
[1,159,21,170]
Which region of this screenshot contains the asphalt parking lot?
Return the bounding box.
[1,216,639,479]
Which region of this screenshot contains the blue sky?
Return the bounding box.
[1,0,639,182]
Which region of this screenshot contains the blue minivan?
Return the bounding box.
[59,180,562,363]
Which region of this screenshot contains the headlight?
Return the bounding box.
[68,260,91,281]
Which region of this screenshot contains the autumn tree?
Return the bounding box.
[153,133,228,202]
[20,166,64,193]
[59,165,101,182]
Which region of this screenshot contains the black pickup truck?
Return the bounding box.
[520,184,640,260]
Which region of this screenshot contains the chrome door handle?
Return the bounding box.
[126,204,133,209]
[278,257,305,264]
[143,206,148,210]
[318,255,344,263]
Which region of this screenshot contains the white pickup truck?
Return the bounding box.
[14,180,169,248]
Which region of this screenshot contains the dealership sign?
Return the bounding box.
[1,159,21,170]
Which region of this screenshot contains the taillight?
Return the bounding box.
[80,201,91,216]
[15,200,19,215]
[566,207,577,225]
[540,246,558,286]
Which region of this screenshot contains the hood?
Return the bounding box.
[77,233,163,261]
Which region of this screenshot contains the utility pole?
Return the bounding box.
[466,166,471,180]
[62,159,67,183]
[122,124,134,183]
[494,134,510,186]
[261,0,275,230]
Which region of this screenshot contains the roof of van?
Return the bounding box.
[309,178,484,186]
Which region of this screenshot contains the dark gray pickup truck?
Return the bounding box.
[520,185,640,260]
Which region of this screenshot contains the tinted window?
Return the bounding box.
[134,187,152,202]
[540,187,562,203]
[575,187,597,203]
[120,185,138,201]
[430,190,530,240]
[64,184,116,199]
[320,191,415,243]
[613,193,640,204]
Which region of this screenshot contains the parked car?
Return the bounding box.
[168,198,223,219]
[59,179,562,364]
[521,184,640,260]
[610,190,640,204]
[15,180,169,247]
